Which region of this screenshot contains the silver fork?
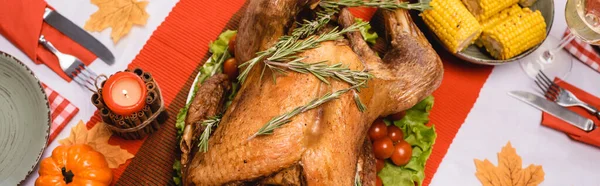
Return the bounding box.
[38,35,97,91]
[535,71,600,119]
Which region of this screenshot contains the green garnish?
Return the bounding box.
[250,82,366,139]
[379,96,436,186]
[172,160,182,185]
[197,116,222,152]
[237,12,368,84]
[208,30,237,60]
[319,0,432,12]
[173,30,237,186]
[355,18,378,45]
[264,58,371,87]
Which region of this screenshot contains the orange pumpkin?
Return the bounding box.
[35,144,112,186]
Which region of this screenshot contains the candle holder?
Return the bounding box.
[91,67,168,140]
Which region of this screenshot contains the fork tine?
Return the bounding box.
[538,71,554,86]
[548,83,562,95]
[544,93,556,101]
[84,68,98,78]
[537,74,556,94]
[535,79,557,100]
[538,70,565,97]
[73,64,99,89]
[534,74,550,91]
[73,75,95,92]
[80,66,98,79]
[71,67,96,92]
[534,79,546,93]
[79,69,97,86]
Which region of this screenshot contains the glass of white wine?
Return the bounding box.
[520,0,600,79]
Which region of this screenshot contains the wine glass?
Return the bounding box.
[521,0,600,79]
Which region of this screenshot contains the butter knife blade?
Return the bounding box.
[43,8,115,64]
[508,91,596,132]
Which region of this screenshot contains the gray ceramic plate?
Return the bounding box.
[430,0,555,65]
[0,52,50,185]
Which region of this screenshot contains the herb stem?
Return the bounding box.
[197,116,222,152]
[264,58,371,87]
[320,0,432,11]
[236,13,367,84]
[250,81,367,139]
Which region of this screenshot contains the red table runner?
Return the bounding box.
[84,0,493,185]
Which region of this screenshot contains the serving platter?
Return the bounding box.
[0,52,51,185]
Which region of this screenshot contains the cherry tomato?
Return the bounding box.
[389,111,406,121]
[376,159,385,173]
[368,119,388,141]
[376,176,383,186]
[228,34,237,54]
[390,140,412,166]
[373,137,394,159]
[223,58,238,80]
[387,125,404,144]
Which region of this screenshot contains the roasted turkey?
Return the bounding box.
[181,0,443,185]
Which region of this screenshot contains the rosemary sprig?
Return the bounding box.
[270,23,366,62]
[320,0,432,11]
[264,58,372,86]
[292,11,334,38]
[237,11,332,84]
[237,21,368,84]
[352,90,367,112]
[249,82,367,139]
[249,87,351,139]
[197,115,221,152]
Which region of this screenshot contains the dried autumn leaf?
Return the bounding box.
[84,0,150,43]
[474,142,545,186]
[59,121,134,168]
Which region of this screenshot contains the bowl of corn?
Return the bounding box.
[421,0,554,65]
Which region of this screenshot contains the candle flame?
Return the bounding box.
[122,89,129,98]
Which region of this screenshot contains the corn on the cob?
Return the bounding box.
[422,0,482,53]
[480,8,547,60]
[519,0,538,7]
[475,4,522,47]
[462,0,519,21]
[480,4,522,30]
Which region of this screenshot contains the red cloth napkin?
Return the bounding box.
[42,84,79,143]
[541,79,600,147]
[0,0,96,81]
[564,30,600,72]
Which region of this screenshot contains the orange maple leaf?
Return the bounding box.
[474,142,545,186]
[59,121,134,168]
[84,0,149,43]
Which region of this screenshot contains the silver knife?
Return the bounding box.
[508,91,596,132]
[43,8,115,64]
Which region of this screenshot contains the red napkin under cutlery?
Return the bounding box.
[0,0,96,81]
[541,78,600,147]
[42,83,79,144]
[564,30,600,72]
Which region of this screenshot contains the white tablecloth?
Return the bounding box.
[1,1,598,185]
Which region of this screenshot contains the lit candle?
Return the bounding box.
[102,72,147,116]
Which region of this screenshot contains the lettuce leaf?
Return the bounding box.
[173,30,237,186]
[209,30,237,60]
[378,96,436,186]
[172,160,182,185]
[355,18,378,45]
